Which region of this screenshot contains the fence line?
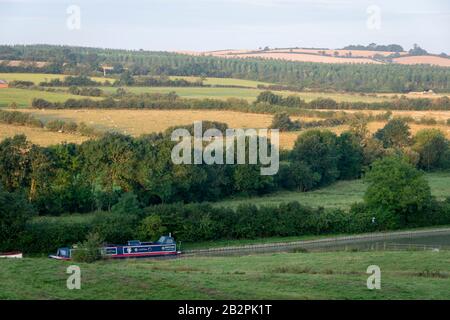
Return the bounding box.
[181,227,450,257]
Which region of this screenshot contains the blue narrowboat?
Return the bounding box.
[49,235,179,260]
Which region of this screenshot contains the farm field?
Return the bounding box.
[101,86,397,103]
[188,48,450,67]
[6,109,450,148]
[0,72,114,84]
[393,55,450,67]
[0,88,101,107]
[1,251,449,299]
[168,76,273,88]
[215,172,450,210]
[0,123,87,146]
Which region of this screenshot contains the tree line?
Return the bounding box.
[31,91,450,112]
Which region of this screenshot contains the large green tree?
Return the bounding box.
[291,130,340,186]
[413,129,450,170]
[374,119,411,148]
[364,156,432,227]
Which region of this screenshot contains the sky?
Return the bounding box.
[0,0,449,53]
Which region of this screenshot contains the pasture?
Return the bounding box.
[169,76,273,88]
[215,172,450,209]
[0,88,99,107]
[0,250,449,299]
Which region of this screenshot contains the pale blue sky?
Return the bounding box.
[1,0,449,53]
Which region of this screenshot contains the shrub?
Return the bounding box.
[71,232,104,263]
[137,215,167,241]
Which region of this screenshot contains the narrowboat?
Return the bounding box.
[49,235,179,260]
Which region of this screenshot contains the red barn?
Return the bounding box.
[0,80,8,88]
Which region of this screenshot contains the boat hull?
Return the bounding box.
[0,252,23,259]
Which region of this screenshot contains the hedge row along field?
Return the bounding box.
[31,91,450,112]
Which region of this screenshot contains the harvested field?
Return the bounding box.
[15,109,276,133]
[7,108,450,148]
[267,48,409,57]
[0,123,87,146]
[319,109,450,121]
[220,52,382,64]
[393,55,450,67]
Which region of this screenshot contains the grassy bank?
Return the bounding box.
[0,250,449,299]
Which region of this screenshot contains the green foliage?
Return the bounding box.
[71,232,103,263]
[111,192,142,216]
[364,156,432,227]
[91,212,138,244]
[0,187,35,251]
[291,130,340,186]
[413,129,450,170]
[337,132,364,180]
[137,215,167,241]
[374,118,411,148]
[270,112,301,131]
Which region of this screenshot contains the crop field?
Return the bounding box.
[393,55,450,67]
[187,48,450,67]
[5,108,450,148]
[0,123,87,146]
[168,76,273,88]
[1,250,449,299]
[215,172,450,209]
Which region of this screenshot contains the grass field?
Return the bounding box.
[169,76,273,88]
[0,88,99,107]
[215,172,450,209]
[0,250,449,299]
[0,72,114,84]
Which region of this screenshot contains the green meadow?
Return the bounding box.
[1,250,449,299]
[215,172,450,210]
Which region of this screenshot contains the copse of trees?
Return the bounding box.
[342,43,405,52]
[270,112,301,131]
[68,86,104,97]
[39,76,102,87]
